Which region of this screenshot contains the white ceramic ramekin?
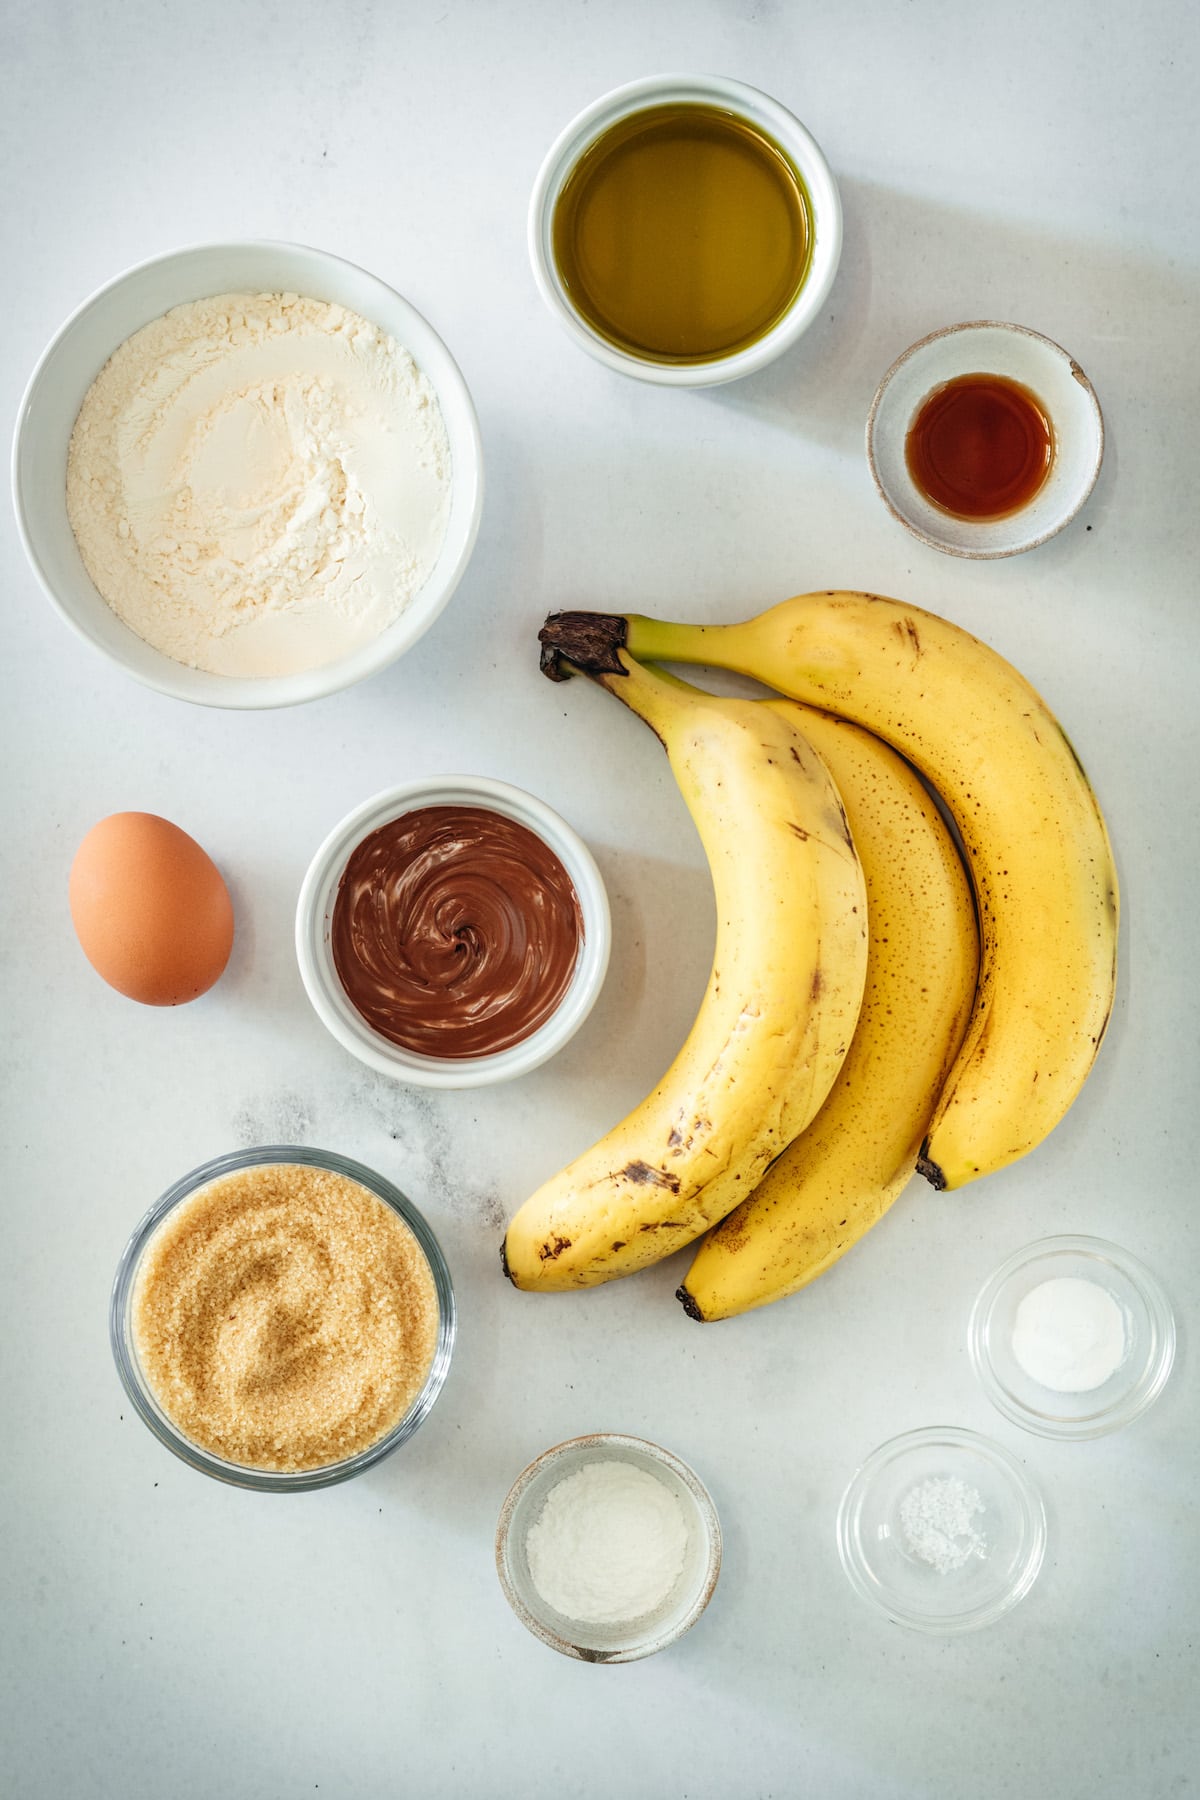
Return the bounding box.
[866,321,1103,558]
[12,241,484,708]
[296,777,611,1088]
[528,74,842,387]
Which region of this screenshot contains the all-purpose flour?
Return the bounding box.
[66,292,451,678]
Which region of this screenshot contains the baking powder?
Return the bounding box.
[524,1459,689,1625]
[1011,1275,1128,1392]
[66,292,451,677]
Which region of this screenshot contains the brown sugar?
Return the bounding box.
[131,1163,440,1471]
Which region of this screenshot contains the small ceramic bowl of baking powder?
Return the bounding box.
[13,240,483,708]
[296,775,611,1089]
[836,1427,1046,1634]
[968,1234,1176,1441]
[495,1433,722,1662]
[867,321,1103,557]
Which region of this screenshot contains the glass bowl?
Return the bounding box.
[110,1145,456,1491]
[495,1433,722,1662]
[836,1427,1046,1634]
[968,1234,1176,1440]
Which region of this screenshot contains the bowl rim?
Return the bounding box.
[11,238,484,709]
[835,1424,1047,1635]
[295,775,612,1089]
[527,71,843,389]
[865,318,1104,559]
[967,1232,1177,1440]
[494,1431,723,1662]
[109,1144,456,1491]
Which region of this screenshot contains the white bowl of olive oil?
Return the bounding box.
[529,74,842,387]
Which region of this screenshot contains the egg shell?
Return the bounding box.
[69,812,234,1006]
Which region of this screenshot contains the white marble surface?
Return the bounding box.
[3,3,1197,1796]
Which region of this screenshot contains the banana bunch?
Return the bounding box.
[502,591,1119,1317]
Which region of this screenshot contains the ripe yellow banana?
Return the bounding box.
[679,700,979,1321]
[502,652,869,1290]
[539,592,1118,1191]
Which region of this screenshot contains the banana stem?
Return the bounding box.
[539,610,754,682]
[593,652,706,741]
[538,612,713,741]
[625,613,755,671]
[538,611,628,681]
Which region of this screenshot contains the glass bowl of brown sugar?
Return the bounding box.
[110,1146,455,1491]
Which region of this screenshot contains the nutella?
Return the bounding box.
[332,806,583,1058]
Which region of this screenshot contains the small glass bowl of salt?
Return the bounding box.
[495,1433,721,1662]
[968,1234,1176,1440]
[836,1427,1046,1634]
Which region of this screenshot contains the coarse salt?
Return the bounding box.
[899,1475,987,1574]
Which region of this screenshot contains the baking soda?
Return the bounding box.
[1011,1276,1128,1393]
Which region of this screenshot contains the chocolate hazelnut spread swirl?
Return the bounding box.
[331,806,583,1058]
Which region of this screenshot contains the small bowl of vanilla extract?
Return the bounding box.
[529,74,842,387]
[866,321,1104,558]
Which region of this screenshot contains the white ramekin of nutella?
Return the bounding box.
[296,777,611,1087]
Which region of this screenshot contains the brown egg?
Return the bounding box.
[69,813,235,1005]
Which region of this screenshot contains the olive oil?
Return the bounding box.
[552,103,813,365]
[905,374,1055,521]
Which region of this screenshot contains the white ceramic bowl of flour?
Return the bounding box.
[495,1433,722,1662]
[12,242,483,708]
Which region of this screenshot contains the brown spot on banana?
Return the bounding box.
[891,615,923,658]
[619,1160,682,1193]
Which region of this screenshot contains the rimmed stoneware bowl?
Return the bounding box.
[495,1432,722,1662]
[866,320,1103,557]
[12,240,483,707]
[529,72,842,388]
[295,776,611,1090]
